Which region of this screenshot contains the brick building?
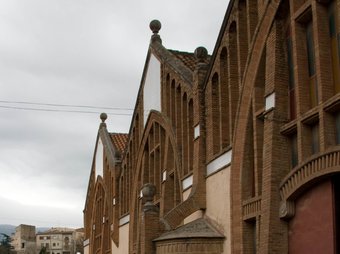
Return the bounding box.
[83,0,340,253]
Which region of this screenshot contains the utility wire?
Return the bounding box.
[0,100,133,111]
[0,105,132,116]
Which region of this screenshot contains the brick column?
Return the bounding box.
[140,183,160,254]
[191,47,209,207]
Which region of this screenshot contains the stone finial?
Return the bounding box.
[141,183,158,212]
[100,112,107,123]
[194,46,208,63]
[150,20,162,44]
[149,20,161,34]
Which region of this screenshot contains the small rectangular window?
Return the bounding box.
[311,123,319,154]
[162,171,167,181]
[290,133,298,168]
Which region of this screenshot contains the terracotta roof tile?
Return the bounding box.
[110,133,128,154]
[169,50,210,71]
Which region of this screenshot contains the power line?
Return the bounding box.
[0,100,134,111]
[0,105,132,116]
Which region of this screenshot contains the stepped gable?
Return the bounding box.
[110,133,128,154]
[153,218,224,241]
[169,50,210,71]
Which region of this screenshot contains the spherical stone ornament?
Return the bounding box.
[150,20,161,34]
[100,112,108,123]
[142,183,156,202]
[194,46,208,62]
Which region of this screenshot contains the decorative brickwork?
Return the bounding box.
[84,1,340,253]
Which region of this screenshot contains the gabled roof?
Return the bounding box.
[149,41,194,85]
[84,121,127,211]
[123,21,212,147]
[169,50,210,72]
[110,133,128,154]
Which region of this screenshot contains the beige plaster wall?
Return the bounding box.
[182,187,191,201]
[83,245,89,254]
[111,223,129,254]
[184,210,204,224]
[205,166,231,254]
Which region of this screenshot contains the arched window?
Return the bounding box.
[212,73,221,154]
[220,47,230,147]
[229,21,239,135]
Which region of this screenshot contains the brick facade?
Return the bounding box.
[84,0,340,253]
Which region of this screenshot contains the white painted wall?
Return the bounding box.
[194,125,200,139]
[182,175,193,190]
[119,214,130,226]
[143,54,161,126]
[111,224,129,254]
[206,150,232,176]
[95,137,104,177]
[206,166,231,254]
[265,92,275,110]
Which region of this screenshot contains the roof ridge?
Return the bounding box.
[168,48,210,72]
[168,49,195,55]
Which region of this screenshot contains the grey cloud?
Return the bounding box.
[0,0,228,227]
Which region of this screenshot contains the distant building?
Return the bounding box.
[36,228,84,254]
[11,224,36,254]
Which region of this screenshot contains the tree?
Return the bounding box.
[0,233,12,254]
[75,235,84,254]
[38,247,46,254]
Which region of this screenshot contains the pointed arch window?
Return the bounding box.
[212,73,221,154]
[220,47,230,147]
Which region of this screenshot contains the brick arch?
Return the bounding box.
[129,110,182,254]
[279,148,340,219]
[230,1,282,253]
[90,177,111,254]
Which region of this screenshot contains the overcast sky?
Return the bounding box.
[0,0,228,228]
